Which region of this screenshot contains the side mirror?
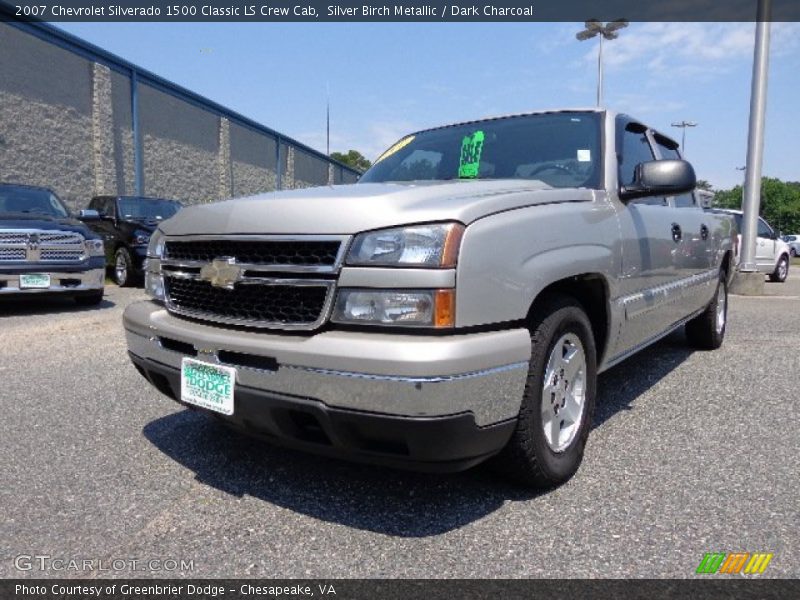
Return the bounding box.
[620,159,696,201]
[78,209,100,221]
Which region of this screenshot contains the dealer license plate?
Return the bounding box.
[19,273,51,289]
[180,357,236,416]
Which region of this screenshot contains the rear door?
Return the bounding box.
[651,134,715,313]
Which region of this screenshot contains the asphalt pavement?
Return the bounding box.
[1,273,798,578]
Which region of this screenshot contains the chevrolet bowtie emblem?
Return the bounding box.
[199,257,242,289]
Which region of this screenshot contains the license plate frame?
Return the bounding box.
[19,273,51,289]
[180,357,236,416]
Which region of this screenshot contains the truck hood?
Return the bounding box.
[0,214,97,238]
[160,180,595,236]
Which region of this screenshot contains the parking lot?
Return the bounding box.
[1,272,798,579]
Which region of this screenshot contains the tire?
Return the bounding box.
[494,294,597,488]
[74,291,104,306]
[791,248,797,258]
[685,270,727,350]
[769,255,789,283]
[113,247,137,287]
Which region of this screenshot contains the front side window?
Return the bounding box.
[618,124,655,188]
[360,112,603,189]
[654,134,695,208]
[757,219,773,238]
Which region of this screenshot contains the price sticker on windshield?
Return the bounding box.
[458,130,485,178]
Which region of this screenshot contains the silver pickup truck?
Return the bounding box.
[124,109,735,487]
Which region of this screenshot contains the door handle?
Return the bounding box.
[671,223,682,243]
[700,224,709,241]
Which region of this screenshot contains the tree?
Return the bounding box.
[712,177,800,234]
[330,150,372,172]
[695,179,713,191]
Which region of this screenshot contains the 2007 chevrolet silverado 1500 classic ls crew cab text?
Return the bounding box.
[124,109,735,488]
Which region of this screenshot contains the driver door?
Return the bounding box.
[613,121,681,353]
[756,218,777,269]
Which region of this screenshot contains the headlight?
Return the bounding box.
[133,230,151,246]
[347,222,464,268]
[84,239,104,257]
[331,289,455,328]
[144,270,165,302]
[147,229,165,258]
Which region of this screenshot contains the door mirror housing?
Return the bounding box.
[620,159,696,201]
[78,209,100,221]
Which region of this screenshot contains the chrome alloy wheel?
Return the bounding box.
[541,333,587,453]
[115,251,128,285]
[777,258,788,281]
[715,281,727,334]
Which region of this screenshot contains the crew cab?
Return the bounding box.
[124,109,735,487]
[82,195,182,286]
[0,183,105,305]
[706,208,790,282]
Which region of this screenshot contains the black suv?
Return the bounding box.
[0,183,105,304]
[82,195,182,286]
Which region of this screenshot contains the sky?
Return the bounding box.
[57,21,800,189]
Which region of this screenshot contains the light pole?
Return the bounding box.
[734,0,772,295]
[671,121,698,154]
[576,19,628,107]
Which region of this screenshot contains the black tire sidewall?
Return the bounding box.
[525,302,597,482]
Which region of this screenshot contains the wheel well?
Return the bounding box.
[526,274,610,363]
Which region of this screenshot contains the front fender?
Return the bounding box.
[455,201,620,328]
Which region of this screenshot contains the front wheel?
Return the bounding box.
[494,295,597,488]
[769,255,789,283]
[113,247,137,287]
[685,271,727,350]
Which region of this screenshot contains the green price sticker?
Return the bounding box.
[458,130,485,179]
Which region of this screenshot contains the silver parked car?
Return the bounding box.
[124,109,735,488]
[783,234,799,258]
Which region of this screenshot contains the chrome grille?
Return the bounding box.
[40,248,85,261]
[0,232,28,245]
[0,248,26,260]
[39,232,84,245]
[164,238,342,270]
[160,235,348,330]
[0,228,86,263]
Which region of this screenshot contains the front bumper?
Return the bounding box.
[124,300,531,468]
[130,353,517,472]
[0,267,104,295]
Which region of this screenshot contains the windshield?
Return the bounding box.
[0,185,69,218]
[117,197,181,221]
[360,112,602,189]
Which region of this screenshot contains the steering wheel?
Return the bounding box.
[527,163,573,177]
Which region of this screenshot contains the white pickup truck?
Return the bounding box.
[124,109,735,488]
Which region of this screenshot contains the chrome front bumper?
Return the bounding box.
[0,268,104,295]
[123,301,531,426]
